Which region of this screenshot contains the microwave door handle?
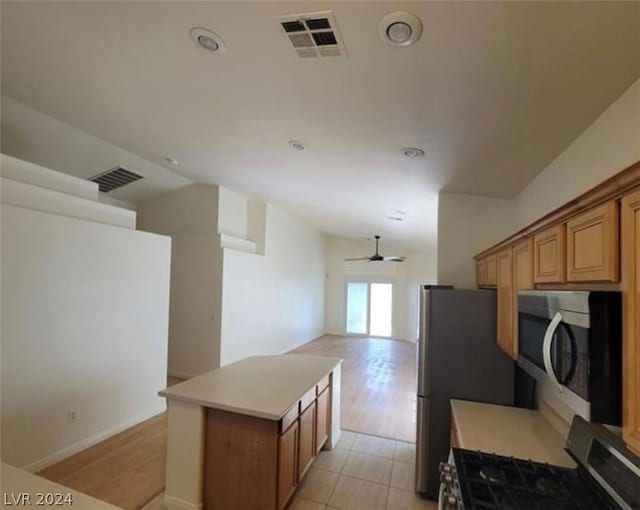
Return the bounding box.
[542,311,564,392]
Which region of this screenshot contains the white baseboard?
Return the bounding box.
[23,405,166,473]
[167,370,197,380]
[163,494,203,510]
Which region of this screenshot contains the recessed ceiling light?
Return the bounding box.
[387,215,404,222]
[190,27,226,54]
[164,157,179,166]
[402,147,425,158]
[379,12,423,47]
[289,140,308,151]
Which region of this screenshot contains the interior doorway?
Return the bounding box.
[345,281,393,337]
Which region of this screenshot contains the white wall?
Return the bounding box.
[137,184,222,377]
[437,194,516,288]
[516,78,640,227]
[1,204,170,469]
[324,235,437,342]
[220,205,326,365]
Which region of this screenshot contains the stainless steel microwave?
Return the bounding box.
[517,290,622,425]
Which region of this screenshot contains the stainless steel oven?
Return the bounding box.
[517,290,622,425]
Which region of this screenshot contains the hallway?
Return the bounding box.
[292,335,417,443]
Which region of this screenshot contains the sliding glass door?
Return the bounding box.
[345,281,393,337]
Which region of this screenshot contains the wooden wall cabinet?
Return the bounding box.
[566,201,619,282]
[476,255,497,287]
[486,255,497,286]
[496,249,516,359]
[534,225,566,283]
[514,239,534,291]
[622,190,640,455]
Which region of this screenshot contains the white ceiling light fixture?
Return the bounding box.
[190,27,226,54]
[164,157,179,166]
[379,12,423,47]
[402,147,425,158]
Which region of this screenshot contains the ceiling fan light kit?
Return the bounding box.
[344,235,406,263]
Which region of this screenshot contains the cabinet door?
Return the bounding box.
[278,421,298,510]
[497,249,515,359]
[514,239,534,291]
[534,225,566,283]
[486,255,498,286]
[316,388,329,454]
[622,190,640,455]
[566,201,619,282]
[298,401,316,481]
[476,259,487,287]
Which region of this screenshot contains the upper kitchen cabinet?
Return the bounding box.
[533,225,566,284]
[514,239,534,291]
[496,249,515,359]
[477,254,497,288]
[621,189,640,455]
[566,201,619,282]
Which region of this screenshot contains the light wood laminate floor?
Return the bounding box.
[292,335,417,443]
[37,377,184,510]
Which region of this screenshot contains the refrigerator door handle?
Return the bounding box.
[417,288,430,397]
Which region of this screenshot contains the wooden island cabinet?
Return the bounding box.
[159,355,342,510]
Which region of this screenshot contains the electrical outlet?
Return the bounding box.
[66,411,76,424]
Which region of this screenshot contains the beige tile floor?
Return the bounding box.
[290,430,436,510]
[141,430,436,510]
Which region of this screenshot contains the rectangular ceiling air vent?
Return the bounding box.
[277,11,348,59]
[89,166,143,193]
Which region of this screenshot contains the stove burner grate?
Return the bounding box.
[452,448,620,510]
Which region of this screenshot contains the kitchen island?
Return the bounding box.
[159,354,342,510]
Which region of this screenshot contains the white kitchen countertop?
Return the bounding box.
[159,354,342,420]
[0,463,121,509]
[451,399,576,468]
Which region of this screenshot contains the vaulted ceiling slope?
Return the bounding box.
[1,2,639,247]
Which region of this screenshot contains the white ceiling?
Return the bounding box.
[2,1,639,248]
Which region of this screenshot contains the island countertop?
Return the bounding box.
[159,354,342,420]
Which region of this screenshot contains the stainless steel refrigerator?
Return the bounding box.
[415,286,514,498]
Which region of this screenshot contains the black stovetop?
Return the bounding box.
[452,448,620,510]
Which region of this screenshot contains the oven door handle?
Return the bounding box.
[542,311,563,392]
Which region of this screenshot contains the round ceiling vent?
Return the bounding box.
[378,12,422,47]
[190,27,226,54]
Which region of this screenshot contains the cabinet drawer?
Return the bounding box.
[280,404,299,433]
[317,375,330,395]
[566,201,619,282]
[300,387,316,412]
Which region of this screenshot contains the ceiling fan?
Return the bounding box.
[345,235,406,263]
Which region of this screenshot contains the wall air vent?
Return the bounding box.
[277,11,348,59]
[89,166,143,193]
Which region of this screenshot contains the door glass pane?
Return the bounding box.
[346,282,368,334]
[370,283,392,337]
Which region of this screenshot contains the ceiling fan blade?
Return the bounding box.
[344,257,371,261]
[383,256,406,262]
